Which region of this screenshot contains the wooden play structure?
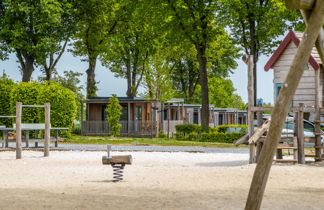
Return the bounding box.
[102,145,132,182]
[0,102,51,159]
[245,0,324,209]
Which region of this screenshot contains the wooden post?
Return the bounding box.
[245,2,324,209]
[16,102,22,159]
[35,130,38,148]
[128,103,131,135]
[297,103,305,164]
[167,104,170,138]
[55,130,58,147]
[256,104,263,162]
[2,130,7,148]
[286,0,315,10]
[247,55,256,164]
[44,103,50,157]
[301,10,324,161]
[25,130,29,148]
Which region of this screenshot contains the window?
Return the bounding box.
[275,83,284,100]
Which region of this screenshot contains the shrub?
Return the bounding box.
[215,124,247,133]
[106,94,122,137]
[200,132,245,143]
[10,82,42,123]
[0,76,15,127]
[10,81,77,136]
[186,132,198,141]
[38,82,77,135]
[158,130,167,138]
[175,124,202,135]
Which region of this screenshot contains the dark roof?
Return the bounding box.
[264,30,320,71]
[86,97,158,103]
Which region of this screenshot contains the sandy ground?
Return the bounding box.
[0,151,324,210]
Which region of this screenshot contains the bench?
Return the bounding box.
[0,124,68,148]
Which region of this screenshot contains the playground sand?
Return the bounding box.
[0,151,324,210]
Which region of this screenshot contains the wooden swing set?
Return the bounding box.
[245,0,324,209]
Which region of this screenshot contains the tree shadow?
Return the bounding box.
[196,160,249,167]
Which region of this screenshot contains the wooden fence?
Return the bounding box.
[81,120,157,137]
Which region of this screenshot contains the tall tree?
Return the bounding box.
[218,0,300,104]
[101,0,156,97]
[192,77,246,110]
[42,0,76,81]
[0,0,68,81]
[72,0,131,98]
[164,0,238,131]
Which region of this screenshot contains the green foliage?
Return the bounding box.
[175,124,202,135]
[10,82,42,123]
[215,124,247,133]
[106,95,122,136]
[0,74,15,127]
[9,81,77,136]
[0,0,72,80]
[38,82,77,130]
[200,132,245,143]
[189,77,246,110]
[52,71,84,121]
[218,0,301,56]
[158,130,167,138]
[175,123,246,143]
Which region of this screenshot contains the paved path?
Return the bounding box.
[4,142,248,153]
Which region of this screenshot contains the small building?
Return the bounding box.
[264,30,323,107]
[214,108,247,126]
[81,97,159,136]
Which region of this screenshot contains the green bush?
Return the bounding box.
[0,76,15,127]
[175,124,202,135]
[158,130,167,138]
[38,82,77,134]
[9,81,77,136]
[215,124,247,133]
[10,82,42,123]
[186,132,198,141]
[200,132,245,143]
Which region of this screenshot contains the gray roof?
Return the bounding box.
[86,97,157,103]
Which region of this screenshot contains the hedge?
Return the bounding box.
[0,76,15,127]
[175,124,202,135]
[10,82,42,123]
[7,81,77,136]
[215,124,247,133]
[38,82,77,131]
[175,123,247,143]
[200,132,245,143]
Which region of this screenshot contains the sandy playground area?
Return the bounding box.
[0,150,324,210]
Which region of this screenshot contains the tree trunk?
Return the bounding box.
[126,60,132,97]
[196,44,209,132]
[22,58,34,82]
[248,16,258,106]
[86,56,97,98]
[45,67,53,81]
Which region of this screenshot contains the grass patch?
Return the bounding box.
[63,135,247,148]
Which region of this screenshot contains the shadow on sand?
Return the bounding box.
[196,160,249,167]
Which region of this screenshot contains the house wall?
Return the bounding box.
[272,41,318,107]
[88,103,104,121]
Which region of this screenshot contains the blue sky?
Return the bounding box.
[0,50,274,104]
